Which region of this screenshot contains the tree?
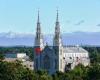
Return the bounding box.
[0,53,4,61]
[0,60,35,80]
[36,70,52,80]
[87,63,100,80]
[67,64,89,80]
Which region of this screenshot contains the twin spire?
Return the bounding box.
[36,10,61,46]
[37,9,59,23]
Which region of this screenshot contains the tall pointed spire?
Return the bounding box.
[35,9,44,48]
[55,9,60,33]
[36,9,41,38]
[53,9,62,46]
[56,9,59,22]
[37,9,40,23]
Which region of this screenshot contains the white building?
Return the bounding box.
[34,10,90,74]
[4,53,34,70]
[63,46,90,70]
[4,53,26,59]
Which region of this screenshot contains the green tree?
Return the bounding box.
[36,70,52,80]
[0,60,35,80]
[0,53,4,61]
[87,63,100,80]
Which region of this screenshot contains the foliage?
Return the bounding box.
[52,63,100,80]
[87,63,100,80]
[0,60,100,80]
[0,46,100,80]
[0,60,35,80]
[0,53,4,61]
[84,47,100,63]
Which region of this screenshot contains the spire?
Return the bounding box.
[56,9,59,22]
[55,9,60,32]
[35,9,44,48]
[37,9,40,23]
[36,9,41,38]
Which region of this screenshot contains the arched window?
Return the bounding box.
[43,55,50,70]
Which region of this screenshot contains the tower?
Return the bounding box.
[35,10,44,49]
[53,10,64,72]
[53,10,62,46]
[34,10,44,70]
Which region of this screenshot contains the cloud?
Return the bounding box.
[97,24,100,27]
[75,20,85,26]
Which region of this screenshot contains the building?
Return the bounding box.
[4,52,26,58]
[34,10,90,74]
[4,53,34,70]
[22,61,34,70]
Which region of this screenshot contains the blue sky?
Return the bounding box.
[0,0,100,34]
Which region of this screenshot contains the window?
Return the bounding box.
[30,65,32,67]
[69,57,72,59]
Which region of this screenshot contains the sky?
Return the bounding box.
[0,0,100,34]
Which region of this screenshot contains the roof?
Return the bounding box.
[41,45,88,53]
[63,46,88,53]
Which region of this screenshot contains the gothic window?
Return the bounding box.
[43,55,50,70]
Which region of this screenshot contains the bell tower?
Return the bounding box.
[53,10,64,72]
[34,10,44,70]
[53,10,62,46]
[35,10,44,49]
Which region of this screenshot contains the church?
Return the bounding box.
[34,10,90,74]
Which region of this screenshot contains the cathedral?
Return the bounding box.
[34,10,90,74]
